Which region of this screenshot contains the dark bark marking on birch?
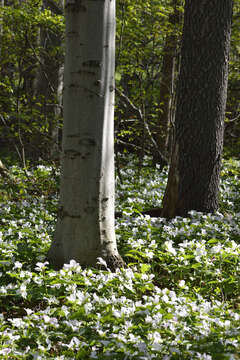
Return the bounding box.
[67,31,79,37]
[82,60,101,68]
[78,138,96,146]
[69,83,80,88]
[93,80,102,87]
[65,1,86,12]
[71,70,96,76]
[67,133,81,138]
[64,149,81,159]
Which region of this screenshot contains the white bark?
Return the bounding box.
[47,0,123,269]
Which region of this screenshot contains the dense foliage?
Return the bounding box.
[0,0,239,162]
[0,156,239,359]
[0,0,64,162]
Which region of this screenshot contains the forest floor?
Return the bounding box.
[0,155,239,359]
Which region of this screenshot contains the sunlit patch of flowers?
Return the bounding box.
[0,156,239,359]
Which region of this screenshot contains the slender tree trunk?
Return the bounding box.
[162,0,233,218]
[51,63,64,158]
[157,0,180,160]
[34,0,64,158]
[0,159,7,178]
[0,0,4,61]
[47,0,124,270]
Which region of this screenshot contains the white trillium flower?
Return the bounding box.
[164,240,176,256]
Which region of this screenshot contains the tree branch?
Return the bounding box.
[116,88,168,167]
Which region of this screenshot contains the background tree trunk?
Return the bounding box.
[156,0,180,161]
[162,0,233,218]
[33,0,64,158]
[0,0,3,77]
[47,0,124,270]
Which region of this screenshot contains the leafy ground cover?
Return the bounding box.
[0,156,239,359]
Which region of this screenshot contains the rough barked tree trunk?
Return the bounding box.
[162,0,233,218]
[47,0,124,270]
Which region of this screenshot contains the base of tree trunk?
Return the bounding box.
[115,208,163,218]
[142,208,163,217]
[105,254,126,271]
[46,250,64,271]
[46,249,125,272]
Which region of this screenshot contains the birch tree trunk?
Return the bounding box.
[162,0,233,218]
[47,0,124,270]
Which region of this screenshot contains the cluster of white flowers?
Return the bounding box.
[0,157,239,358]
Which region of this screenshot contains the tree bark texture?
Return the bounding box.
[47,0,124,270]
[162,0,233,218]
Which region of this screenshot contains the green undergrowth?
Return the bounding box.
[0,156,239,359]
